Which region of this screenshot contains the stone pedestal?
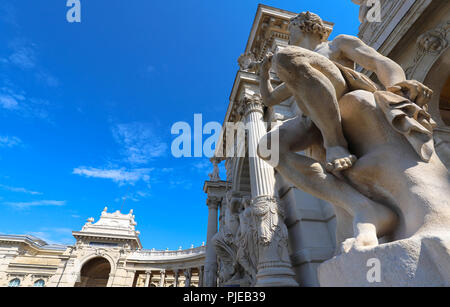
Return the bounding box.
[318,234,450,287]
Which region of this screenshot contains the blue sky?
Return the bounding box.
[0,1,359,249]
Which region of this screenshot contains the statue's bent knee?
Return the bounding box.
[340,90,375,106]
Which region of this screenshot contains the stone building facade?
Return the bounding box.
[0,208,205,287]
[1,1,448,289]
[203,2,450,287]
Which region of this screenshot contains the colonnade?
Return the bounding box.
[140,266,203,287]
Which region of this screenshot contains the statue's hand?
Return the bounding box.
[387,80,433,107]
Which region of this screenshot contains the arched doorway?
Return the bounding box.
[75,257,111,287]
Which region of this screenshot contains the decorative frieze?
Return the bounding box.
[251,195,287,247]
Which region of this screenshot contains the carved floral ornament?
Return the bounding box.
[417,22,450,54]
[95,249,106,257]
[251,195,286,246]
[238,93,265,118]
[405,21,450,79]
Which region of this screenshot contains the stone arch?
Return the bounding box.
[75,252,117,274]
[8,278,21,287]
[33,279,45,287]
[74,256,112,287]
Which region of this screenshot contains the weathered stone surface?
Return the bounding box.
[318,234,450,287]
[256,9,450,287]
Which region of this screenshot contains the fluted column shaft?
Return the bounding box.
[204,197,220,287]
[246,108,276,198]
[242,94,298,287]
[184,269,191,287]
[198,266,204,287]
[144,271,151,288]
[159,270,165,287]
[174,270,179,287]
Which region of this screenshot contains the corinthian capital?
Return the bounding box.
[206,196,221,209]
[239,93,264,118]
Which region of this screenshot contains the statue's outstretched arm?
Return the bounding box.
[334,34,406,88]
[335,35,433,106]
[259,54,292,107]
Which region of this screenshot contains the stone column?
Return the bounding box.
[106,273,114,287]
[204,196,220,287]
[241,93,298,287]
[144,271,151,288]
[184,269,191,287]
[198,266,204,287]
[159,269,165,287]
[174,270,179,287]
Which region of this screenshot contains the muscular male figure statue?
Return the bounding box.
[260,12,432,173]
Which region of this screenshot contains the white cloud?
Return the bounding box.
[0,37,58,118]
[0,87,24,110]
[135,190,149,198]
[169,179,193,190]
[73,167,153,185]
[0,136,22,148]
[0,86,50,119]
[193,160,211,170]
[0,94,19,110]
[0,184,41,195]
[4,200,66,209]
[28,228,75,245]
[112,122,167,165]
[8,40,37,70]
[36,71,60,87]
[191,159,213,176]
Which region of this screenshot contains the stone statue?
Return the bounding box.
[208,158,221,182]
[212,193,240,285]
[234,197,258,286]
[351,0,371,23]
[213,193,258,286]
[257,11,450,285]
